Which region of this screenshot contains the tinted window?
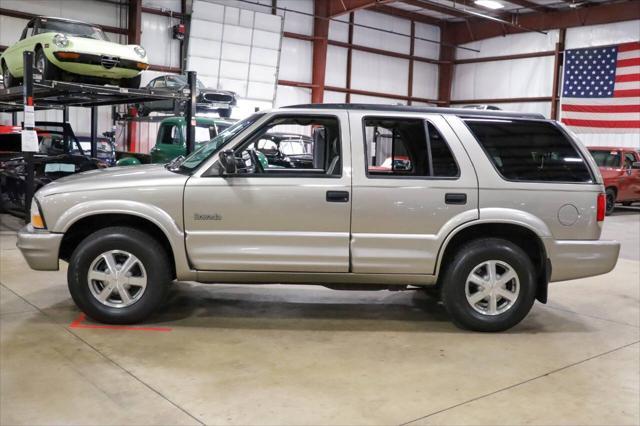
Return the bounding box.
[624,153,635,169]
[465,119,592,183]
[590,150,621,168]
[364,118,458,178]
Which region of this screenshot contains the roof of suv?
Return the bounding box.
[283,103,546,120]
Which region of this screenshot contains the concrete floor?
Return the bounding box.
[1,208,638,426]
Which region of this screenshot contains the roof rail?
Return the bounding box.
[282,103,546,120]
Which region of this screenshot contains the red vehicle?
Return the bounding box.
[588,146,640,215]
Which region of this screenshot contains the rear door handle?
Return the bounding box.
[445,193,467,205]
[326,191,349,203]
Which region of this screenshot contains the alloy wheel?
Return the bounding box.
[465,260,520,316]
[87,250,147,308]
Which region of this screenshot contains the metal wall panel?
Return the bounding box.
[350,50,409,96]
[188,0,283,115]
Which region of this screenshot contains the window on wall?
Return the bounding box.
[232,115,341,176]
[364,117,459,178]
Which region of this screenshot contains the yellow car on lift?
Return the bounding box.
[1,16,148,89]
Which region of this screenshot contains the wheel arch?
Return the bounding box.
[59,213,179,279]
[435,220,550,303]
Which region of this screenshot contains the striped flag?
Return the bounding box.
[560,41,640,132]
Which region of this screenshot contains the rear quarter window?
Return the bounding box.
[464,119,593,183]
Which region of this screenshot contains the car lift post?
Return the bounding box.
[90,106,98,158]
[22,51,35,223]
[185,71,197,155]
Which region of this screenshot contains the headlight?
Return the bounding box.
[53,33,69,48]
[30,198,46,229]
[134,46,146,58]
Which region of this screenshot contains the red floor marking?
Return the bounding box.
[69,313,172,332]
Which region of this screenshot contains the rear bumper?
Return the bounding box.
[16,225,62,271]
[546,238,620,282]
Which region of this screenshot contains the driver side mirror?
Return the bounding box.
[632,161,640,170]
[219,149,237,175]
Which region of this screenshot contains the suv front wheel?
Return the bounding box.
[67,226,171,324]
[440,238,537,332]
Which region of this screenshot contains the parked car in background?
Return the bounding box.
[136,75,237,118]
[1,16,148,89]
[1,122,105,216]
[0,125,22,161]
[17,105,619,332]
[252,132,314,169]
[70,134,117,167]
[588,146,640,214]
[117,116,234,166]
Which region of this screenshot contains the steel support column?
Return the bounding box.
[408,21,415,105]
[311,0,330,104]
[551,28,566,121]
[185,71,197,155]
[90,106,98,159]
[128,0,142,45]
[438,26,455,107]
[345,12,354,103]
[22,51,35,222]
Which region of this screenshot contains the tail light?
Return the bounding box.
[597,193,606,222]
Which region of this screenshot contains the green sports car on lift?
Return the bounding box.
[1,16,148,89]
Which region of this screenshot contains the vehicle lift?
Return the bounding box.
[0,52,198,221]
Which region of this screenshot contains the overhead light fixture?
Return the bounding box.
[474,0,504,10]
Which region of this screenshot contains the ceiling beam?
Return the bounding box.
[370,4,443,25]
[503,0,553,13]
[401,0,470,18]
[328,0,396,17]
[449,0,640,44]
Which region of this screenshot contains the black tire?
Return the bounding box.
[605,188,616,215]
[35,47,60,81]
[1,61,17,88]
[67,226,171,324]
[218,108,232,118]
[120,74,141,89]
[440,238,537,332]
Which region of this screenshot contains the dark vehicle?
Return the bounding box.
[136,74,237,118]
[0,122,104,216]
[0,125,23,161]
[588,146,640,214]
[70,134,117,166]
[253,133,314,169]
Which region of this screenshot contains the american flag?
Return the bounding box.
[560,42,640,132]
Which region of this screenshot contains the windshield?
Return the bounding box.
[590,150,621,168]
[39,19,109,41]
[167,75,206,89]
[179,113,265,172]
[279,139,312,155]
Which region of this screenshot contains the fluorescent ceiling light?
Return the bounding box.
[474,0,504,9]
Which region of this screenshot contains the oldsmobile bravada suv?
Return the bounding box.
[17,104,620,332]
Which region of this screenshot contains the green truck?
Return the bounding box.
[116,116,234,166]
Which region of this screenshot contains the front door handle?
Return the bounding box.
[445,193,467,205]
[326,191,349,203]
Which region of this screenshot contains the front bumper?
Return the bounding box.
[16,225,63,271]
[546,238,620,282]
[47,50,144,79]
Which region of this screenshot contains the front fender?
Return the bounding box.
[53,200,195,280]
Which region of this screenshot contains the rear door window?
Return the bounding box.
[464,119,593,183]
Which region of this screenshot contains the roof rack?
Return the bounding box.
[282,103,546,120]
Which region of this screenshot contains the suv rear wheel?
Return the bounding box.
[67,226,171,324]
[440,238,537,332]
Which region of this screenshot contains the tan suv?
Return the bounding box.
[17,104,620,331]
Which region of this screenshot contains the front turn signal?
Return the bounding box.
[30,199,46,229]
